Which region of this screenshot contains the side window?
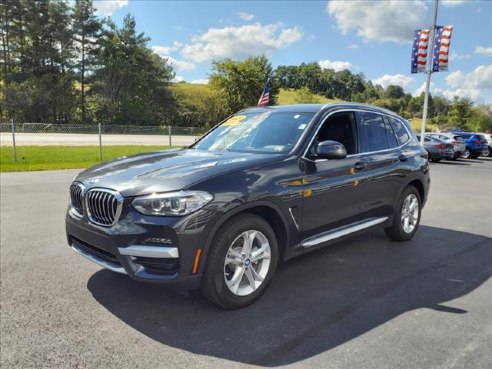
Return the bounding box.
[358,112,390,153]
[387,117,410,146]
[315,112,357,155]
[385,118,399,148]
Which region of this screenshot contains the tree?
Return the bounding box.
[294,86,320,104]
[448,97,473,130]
[210,56,278,114]
[385,85,405,99]
[92,15,174,125]
[73,0,101,122]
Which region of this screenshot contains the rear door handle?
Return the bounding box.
[399,154,408,162]
[354,161,366,171]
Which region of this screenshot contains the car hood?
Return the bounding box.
[75,149,279,197]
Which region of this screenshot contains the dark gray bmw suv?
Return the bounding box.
[66,103,430,309]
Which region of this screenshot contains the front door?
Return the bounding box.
[301,111,372,239]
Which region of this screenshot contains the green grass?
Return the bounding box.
[0,145,171,172]
[170,82,212,94]
[170,83,337,106]
[409,117,439,133]
[277,88,338,105]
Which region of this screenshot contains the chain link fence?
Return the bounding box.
[0,121,209,162]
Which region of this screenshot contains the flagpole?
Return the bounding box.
[420,0,439,144]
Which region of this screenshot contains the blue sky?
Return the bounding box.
[95,0,492,103]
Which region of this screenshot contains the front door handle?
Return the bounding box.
[354,161,366,171]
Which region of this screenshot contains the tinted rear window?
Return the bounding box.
[359,112,392,152]
[387,117,410,146]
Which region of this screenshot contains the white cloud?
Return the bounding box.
[327,0,427,43]
[443,65,492,102]
[441,0,467,7]
[94,0,128,17]
[180,23,302,63]
[449,51,471,61]
[190,79,209,84]
[151,42,183,56]
[163,56,196,71]
[348,43,359,49]
[318,59,353,72]
[372,74,413,89]
[414,82,444,97]
[172,75,185,83]
[476,46,492,57]
[238,12,255,21]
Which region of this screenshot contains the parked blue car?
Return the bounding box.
[451,132,487,159]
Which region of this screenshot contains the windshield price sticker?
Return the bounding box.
[223,115,246,127]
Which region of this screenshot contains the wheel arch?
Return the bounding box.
[200,201,290,273]
[406,179,425,204]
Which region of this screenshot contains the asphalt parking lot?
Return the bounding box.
[1,158,491,369]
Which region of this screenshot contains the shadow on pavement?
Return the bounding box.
[87,226,492,367]
[438,160,471,166]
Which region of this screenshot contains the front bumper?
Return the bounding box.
[66,206,218,289]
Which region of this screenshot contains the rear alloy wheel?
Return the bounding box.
[385,186,421,242]
[461,149,471,159]
[201,214,278,309]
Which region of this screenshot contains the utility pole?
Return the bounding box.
[420,0,439,144]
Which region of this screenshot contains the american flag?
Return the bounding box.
[411,29,430,74]
[257,78,271,107]
[432,25,453,72]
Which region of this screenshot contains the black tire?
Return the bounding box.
[201,214,279,309]
[385,186,422,242]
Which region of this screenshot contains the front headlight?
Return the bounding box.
[132,191,213,216]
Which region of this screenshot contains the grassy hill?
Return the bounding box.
[276,88,338,105]
[169,82,211,94]
[170,83,437,132]
[170,83,336,105]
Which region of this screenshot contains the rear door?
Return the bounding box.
[356,112,406,219]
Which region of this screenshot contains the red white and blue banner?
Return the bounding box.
[432,25,453,72]
[411,29,430,74]
[411,26,453,74]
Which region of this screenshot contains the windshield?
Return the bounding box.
[193,111,314,153]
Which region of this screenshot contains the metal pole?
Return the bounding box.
[98,122,102,160]
[168,125,172,148]
[11,118,17,163]
[420,0,439,144]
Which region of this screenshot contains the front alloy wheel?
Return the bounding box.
[224,230,271,296]
[201,214,278,309]
[461,149,471,159]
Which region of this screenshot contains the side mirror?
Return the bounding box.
[316,140,347,159]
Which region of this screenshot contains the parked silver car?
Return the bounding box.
[427,133,466,160]
[416,134,454,162]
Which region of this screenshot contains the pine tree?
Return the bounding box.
[72,0,101,122]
